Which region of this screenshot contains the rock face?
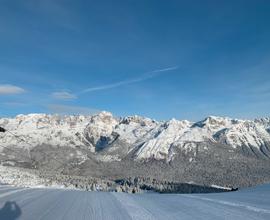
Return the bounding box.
[1,112,270,188]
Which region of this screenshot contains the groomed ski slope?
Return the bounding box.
[0,184,269,220]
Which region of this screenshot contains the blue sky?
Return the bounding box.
[0,0,270,120]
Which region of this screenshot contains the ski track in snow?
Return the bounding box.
[112,192,156,220]
[0,184,269,220]
[183,194,270,214]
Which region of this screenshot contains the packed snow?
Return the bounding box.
[0,183,269,219]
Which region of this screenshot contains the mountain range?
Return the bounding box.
[1,111,270,188]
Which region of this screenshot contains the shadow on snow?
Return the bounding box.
[0,201,22,220]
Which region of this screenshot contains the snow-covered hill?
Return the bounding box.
[0,112,270,162]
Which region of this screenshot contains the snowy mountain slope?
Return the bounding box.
[0,112,270,163]
[0,114,93,151]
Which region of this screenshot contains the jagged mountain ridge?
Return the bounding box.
[0,111,270,163]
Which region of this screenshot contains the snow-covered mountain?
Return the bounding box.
[1,112,270,163]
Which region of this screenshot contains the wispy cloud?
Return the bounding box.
[47,104,100,115]
[51,91,77,100]
[0,84,26,95]
[23,0,79,31]
[3,102,27,107]
[80,66,179,94]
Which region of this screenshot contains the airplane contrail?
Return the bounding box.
[80,66,179,94]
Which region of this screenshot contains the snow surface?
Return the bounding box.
[0,183,269,219]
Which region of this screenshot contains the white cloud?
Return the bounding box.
[80,66,179,94]
[0,84,26,95]
[52,91,77,100]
